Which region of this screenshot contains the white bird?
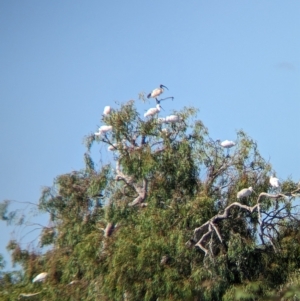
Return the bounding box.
[165,115,180,123]
[270,176,280,188]
[144,104,161,118]
[237,187,254,199]
[103,106,111,115]
[95,125,113,136]
[220,140,236,148]
[147,85,168,100]
[32,272,48,283]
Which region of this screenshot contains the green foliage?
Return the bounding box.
[0,100,300,300]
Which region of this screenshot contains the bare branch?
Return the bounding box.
[18,292,41,299]
[115,160,148,207]
[191,192,289,257]
[104,222,115,238]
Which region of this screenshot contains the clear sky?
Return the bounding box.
[1,1,299,269]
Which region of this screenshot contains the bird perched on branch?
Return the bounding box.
[144,104,162,118]
[95,125,113,136]
[219,140,236,149]
[217,139,236,157]
[103,106,111,115]
[147,85,168,101]
[269,176,280,189]
[32,272,48,283]
[237,187,254,199]
[165,115,180,123]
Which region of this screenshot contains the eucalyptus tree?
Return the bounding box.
[1,100,300,300]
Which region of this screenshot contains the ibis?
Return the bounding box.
[269,176,280,189]
[32,272,48,283]
[237,187,254,199]
[103,106,111,115]
[165,115,180,123]
[144,104,162,118]
[95,125,113,136]
[147,85,168,100]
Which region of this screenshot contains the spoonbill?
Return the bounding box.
[147,85,168,100]
[144,104,162,118]
[32,272,48,283]
[269,176,280,188]
[103,106,111,115]
[95,125,113,136]
[237,187,254,199]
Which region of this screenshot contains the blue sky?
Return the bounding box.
[1,1,299,269]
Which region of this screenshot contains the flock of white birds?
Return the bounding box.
[94,85,181,137]
[32,86,281,284]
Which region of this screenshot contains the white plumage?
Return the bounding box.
[165,115,180,123]
[237,187,254,199]
[32,272,48,283]
[103,106,111,115]
[147,85,168,99]
[220,140,236,148]
[144,104,161,118]
[270,176,280,188]
[95,125,113,136]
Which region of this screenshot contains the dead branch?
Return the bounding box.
[104,222,115,238]
[18,292,41,299]
[192,192,289,257]
[115,160,148,207]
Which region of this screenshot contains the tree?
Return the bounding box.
[1,99,300,300]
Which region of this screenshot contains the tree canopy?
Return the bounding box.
[1,99,300,300]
